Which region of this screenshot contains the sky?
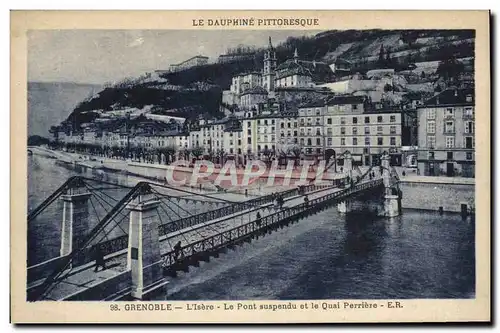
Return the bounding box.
[28,30,322,85]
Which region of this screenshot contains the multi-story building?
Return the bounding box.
[230,72,262,95]
[298,101,326,158]
[239,86,268,108]
[323,95,403,166]
[169,55,209,72]
[416,88,475,177]
[276,115,299,154]
[253,113,279,155]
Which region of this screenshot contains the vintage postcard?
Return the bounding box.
[11,10,490,323]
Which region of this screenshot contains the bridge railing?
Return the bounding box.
[161,178,383,269]
[157,182,333,236]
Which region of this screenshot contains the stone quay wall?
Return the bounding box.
[399,177,475,213]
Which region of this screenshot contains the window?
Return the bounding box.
[364,127,370,134]
[257,120,261,125]
[364,116,370,124]
[466,152,473,160]
[352,104,358,110]
[315,109,321,116]
[293,130,298,137]
[272,120,275,125]
[341,138,346,146]
[428,136,436,149]
[465,121,474,134]
[445,136,455,148]
[390,137,396,146]
[327,138,332,146]
[352,117,358,124]
[377,116,383,123]
[316,128,321,136]
[447,152,453,160]
[428,151,435,159]
[258,145,261,152]
[465,136,474,149]
[446,107,454,117]
[307,139,312,146]
[427,109,436,120]
[365,137,370,146]
[327,128,332,135]
[315,118,321,125]
[326,118,332,125]
[427,121,436,134]
[287,122,291,128]
[466,94,473,103]
[247,138,251,144]
[353,138,358,146]
[445,121,454,133]
[264,120,268,125]
[390,126,397,134]
[341,127,346,135]
[340,117,346,125]
[271,126,275,132]
[316,138,321,145]
[377,137,383,146]
[377,126,383,133]
[300,138,304,145]
[280,123,284,129]
[390,115,396,123]
[352,127,358,135]
[464,107,474,117]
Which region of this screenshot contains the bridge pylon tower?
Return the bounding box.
[60,178,91,262]
[126,183,167,300]
[381,151,402,217]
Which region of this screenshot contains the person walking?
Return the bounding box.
[94,245,107,272]
[173,241,182,261]
[256,211,262,226]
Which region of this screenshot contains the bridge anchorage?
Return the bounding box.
[27,153,401,301]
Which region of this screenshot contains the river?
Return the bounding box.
[28,153,475,299]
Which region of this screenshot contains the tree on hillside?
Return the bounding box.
[378,44,385,67]
[436,56,465,83]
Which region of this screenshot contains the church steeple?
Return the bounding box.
[294,48,299,63]
[263,36,277,92]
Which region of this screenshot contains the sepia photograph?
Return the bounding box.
[11,10,490,323]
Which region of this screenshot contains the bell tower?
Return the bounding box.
[263,36,276,92]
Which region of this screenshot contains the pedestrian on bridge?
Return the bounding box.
[93,245,107,272]
[256,211,262,226]
[304,195,309,207]
[174,241,182,261]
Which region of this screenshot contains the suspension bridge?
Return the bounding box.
[26,151,401,301]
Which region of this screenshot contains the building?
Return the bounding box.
[298,101,326,158]
[217,53,255,64]
[329,58,352,76]
[317,95,404,167]
[416,88,475,177]
[230,72,263,95]
[239,86,268,108]
[169,55,209,72]
[263,37,277,92]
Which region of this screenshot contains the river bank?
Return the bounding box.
[29,146,475,212]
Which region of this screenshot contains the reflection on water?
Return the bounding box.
[28,154,475,299]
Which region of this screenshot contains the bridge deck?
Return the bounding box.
[33,176,385,301]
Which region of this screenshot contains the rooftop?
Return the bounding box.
[420,88,474,107]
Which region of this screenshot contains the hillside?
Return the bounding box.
[64,29,474,130]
